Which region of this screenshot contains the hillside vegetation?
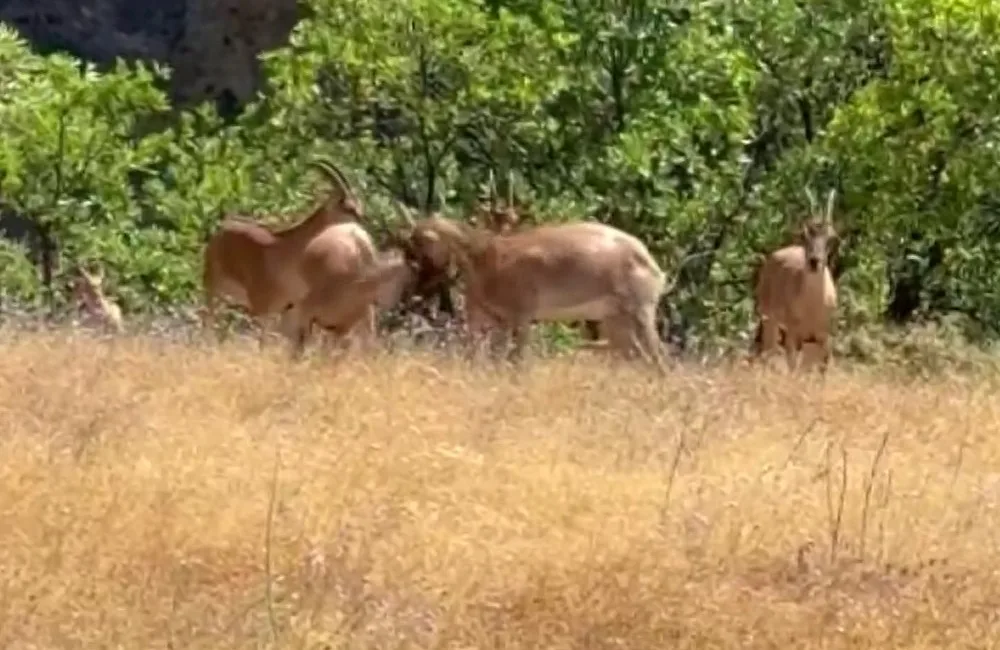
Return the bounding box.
[1,0,999,354]
[1,331,998,648]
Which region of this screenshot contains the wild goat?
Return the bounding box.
[402,174,602,348]
[201,157,377,346]
[395,208,668,368]
[471,175,606,345]
[70,265,124,333]
[390,172,523,333]
[463,171,524,343]
[280,249,419,358]
[751,189,839,372]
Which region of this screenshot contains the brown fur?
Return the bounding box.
[752,189,839,372]
[396,209,668,369]
[201,159,376,346]
[403,175,600,345]
[280,250,419,358]
[388,173,521,325]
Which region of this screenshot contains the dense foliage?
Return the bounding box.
[1,0,999,353]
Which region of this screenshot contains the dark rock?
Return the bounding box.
[0,0,303,110]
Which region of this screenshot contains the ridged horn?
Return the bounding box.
[393,201,416,228]
[309,156,352,198]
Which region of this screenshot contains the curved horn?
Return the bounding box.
[825,188,837,222]
[394,201,416,228]
[308,157,337,182]
[309,156,352,198]
[326,159,354,196]
[436,184,448,214]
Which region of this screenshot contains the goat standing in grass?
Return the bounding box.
[396,207,669,370]
[400,173,607,353]
[201,158,376,347]
[280,249,420,359]
[71,265,124,334]
[752,189,839,372]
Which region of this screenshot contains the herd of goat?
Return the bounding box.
[64,157,840,373]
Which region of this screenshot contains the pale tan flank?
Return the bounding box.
[384,173,521,332]
[201,158,376,346]
[397,208,668,368]
[463,171,523,341]
[403,174,602,348]
[280,249,418,358]
[70,265,124,333]
[752,188,839,372]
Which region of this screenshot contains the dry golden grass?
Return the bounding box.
[1,330,1000,649]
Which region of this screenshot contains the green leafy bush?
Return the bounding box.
[0,0,998,362]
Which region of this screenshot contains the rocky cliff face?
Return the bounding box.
[0,0,303,111]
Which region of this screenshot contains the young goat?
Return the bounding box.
[202,157,377,346]
[70,265,124,334]
[752,189,839,372]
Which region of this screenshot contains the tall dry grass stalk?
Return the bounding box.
[1,330,999,649]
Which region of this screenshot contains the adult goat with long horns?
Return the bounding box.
[394,204,670,369]
[404,171,606,350]
[201,157,378,346]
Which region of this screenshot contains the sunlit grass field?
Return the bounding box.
[1,330,998,649]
